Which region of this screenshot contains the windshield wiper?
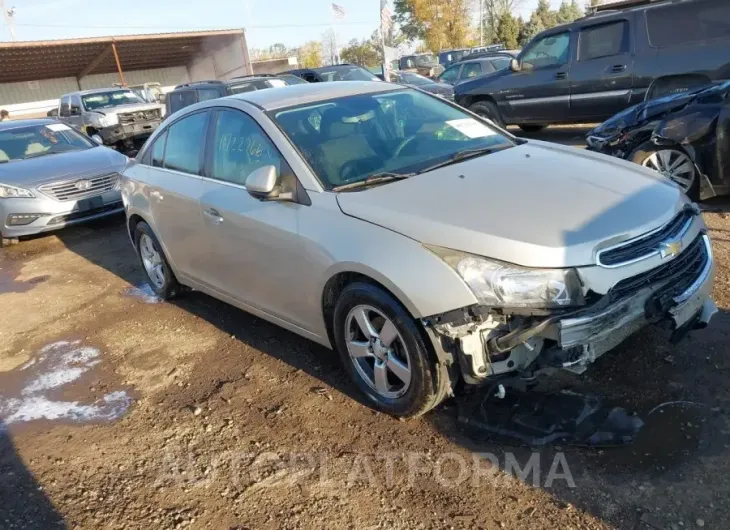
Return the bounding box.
[416,146,498,174]
[24,151,57,159]
[332,172,414,192]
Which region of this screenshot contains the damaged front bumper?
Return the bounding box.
[98,121,161,145]
[428,234,717,385]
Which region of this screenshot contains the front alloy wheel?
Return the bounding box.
[638,148,696,193]
[332,282,452,418]
[139,233,165,289]
[133,221,182,299]
[345,305,412,399]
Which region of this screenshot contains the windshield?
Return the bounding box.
[439,50,467,65]
[272,89,514,189]
[82,90,145,110]
[317,67,379,82]
[0,123,95,163]
[414,54,437,67]
[398,72,432,86]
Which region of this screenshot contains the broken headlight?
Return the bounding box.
[428,246,585,308]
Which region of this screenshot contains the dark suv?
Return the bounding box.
[455,0,730,131]
[165,76,291,115]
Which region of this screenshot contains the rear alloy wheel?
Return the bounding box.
[333,282,452,418]
[630,142,698,199]
[133,221,182,299]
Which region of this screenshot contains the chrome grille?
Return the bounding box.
[118,109,161,124]
[597,209,695,267]
[610,234,708,300]
[39,173,119,201]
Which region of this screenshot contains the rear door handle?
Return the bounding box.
[610,64,627,73]
[203,208,224,225]
[555,72,567,80]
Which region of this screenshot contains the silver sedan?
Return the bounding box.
[0,119,128,247]
[121,82,716,418]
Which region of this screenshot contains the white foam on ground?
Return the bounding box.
[0,341,132,426]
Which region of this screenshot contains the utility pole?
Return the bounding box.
[0,0,17,42]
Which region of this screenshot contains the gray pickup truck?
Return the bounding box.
[57,88,165,150]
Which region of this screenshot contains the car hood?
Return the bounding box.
[454,68,510,94]
[0,147,127,187]
[336,141,686,268]
[418,82,454,96]
[590,81,730,138]
[91,103,165,116]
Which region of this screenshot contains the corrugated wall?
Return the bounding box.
[78,66,190,90]
[0,76,80,105]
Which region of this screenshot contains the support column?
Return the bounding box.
[111,41,126,87]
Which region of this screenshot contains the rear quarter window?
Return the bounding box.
[646,0,730,47]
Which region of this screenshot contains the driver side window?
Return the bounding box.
[439,65,460,83]
[521,32,571,69]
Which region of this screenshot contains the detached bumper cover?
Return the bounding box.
[557,235,716,370]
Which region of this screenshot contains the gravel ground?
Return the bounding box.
[1,126,730,529]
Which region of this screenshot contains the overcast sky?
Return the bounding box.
[0,0,569,48]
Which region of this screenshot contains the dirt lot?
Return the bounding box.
[2,126,730,530]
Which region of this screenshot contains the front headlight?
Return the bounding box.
[93,113,118,127]
[429,246,585,308]
[0,183,35,199]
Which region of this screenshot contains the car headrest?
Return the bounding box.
[320,107,376,140]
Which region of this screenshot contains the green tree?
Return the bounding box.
[298,41,323,68]
[340,38,381,66]
[393,0,472,50]
[534,0,558,28]
[520,12,545,46]
[496,11,520,50]
[268,43,287,58]
[557,0,583,24]
[480,0,524,46]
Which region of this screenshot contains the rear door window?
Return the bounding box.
[197,88,222,102]
[579,21,628,60]
[163,112,209,175]
[151,130,167,167]
[461,62,483,79]
[168,90,198,114]
[647,0,730,47]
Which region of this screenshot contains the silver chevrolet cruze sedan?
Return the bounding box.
[121,82,716,417]
[0,119,127,247]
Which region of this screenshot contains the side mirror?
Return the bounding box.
[510,58,521,72]
[245,165,282,200]
[91,134,104,145]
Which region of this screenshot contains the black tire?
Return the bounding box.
[133,221,182,299]
[332,281,452,418]
[469,100,505,128]
[518,124,547,133]
[629,141,700,200]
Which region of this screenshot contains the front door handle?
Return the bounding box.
[555,72,567,80]
[203,208,224,225]
[610,64,627,73]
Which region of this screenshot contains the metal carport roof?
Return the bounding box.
[0,29,245,84]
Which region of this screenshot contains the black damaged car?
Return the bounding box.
[586,81,730,201]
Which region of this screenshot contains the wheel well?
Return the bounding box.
[127,214,145,246]
[646,74,711,101]
[460,93,497,110]
[321,272,412,347]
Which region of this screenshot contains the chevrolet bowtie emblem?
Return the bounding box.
[659,240,682,259]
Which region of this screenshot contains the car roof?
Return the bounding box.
[0,118,56,131]
[229,81,397,111]
[70,87,133,96]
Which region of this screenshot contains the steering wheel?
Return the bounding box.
[393,135,419,158]
[339,160,363,182]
